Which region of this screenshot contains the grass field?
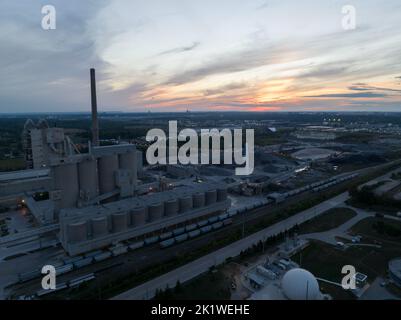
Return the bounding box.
[350,217,401,243]
[346,198,401,215]
[154,269,231,300]
[298,207,357,234]
[292,239,401,299]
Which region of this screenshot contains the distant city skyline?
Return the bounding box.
[1,0,401,113]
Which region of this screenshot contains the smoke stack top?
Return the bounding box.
[90,68,99,147]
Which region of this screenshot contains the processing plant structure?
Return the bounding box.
[0,69,231,256]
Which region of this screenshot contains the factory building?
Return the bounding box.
[21,118,79,169]
[49,143,138,211]
[0,68,232,257]
[59,183,230,256]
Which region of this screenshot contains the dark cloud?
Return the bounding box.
[202,82,246,96]
[349,84,401,93]
[164,43,287,85]
[298,63,351,79]
[0,0,109,112]
[305,92,387,98]
[163,28,383,86]
[159,42,200,55]
[255,1,269,10]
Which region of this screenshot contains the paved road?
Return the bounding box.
[360,277,400,300]
[300,206,373,245]
[113,192,349,300]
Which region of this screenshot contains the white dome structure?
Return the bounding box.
[281,268,321,300]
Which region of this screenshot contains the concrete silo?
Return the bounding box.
[98,154,119,194]
[119,149,137,185]
[148,203,164,221]
[91,216,108,238]
[217,188,228,202]
[179,196,193,213]
[78,159,98,201]
[205,190,217,205]
[67,221,87,243]
[112,212,128,232]
[164,199,179,216]
[131,207,147,227]
[193,193,205,208]
[54,163,79,209]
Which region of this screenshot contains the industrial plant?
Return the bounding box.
[0,69,230,259]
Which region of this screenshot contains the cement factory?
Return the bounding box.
[1,71,401,301]
[0,69,230,257]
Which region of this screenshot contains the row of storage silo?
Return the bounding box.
[53,148,137,209]
[66,187,228,243]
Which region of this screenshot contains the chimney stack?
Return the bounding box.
[90,68,99,147]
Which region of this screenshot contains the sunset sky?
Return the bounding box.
[1,0,401,113]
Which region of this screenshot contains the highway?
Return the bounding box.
[113,192,349,299]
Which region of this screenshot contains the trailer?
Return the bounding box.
[36,282,68,297]
[94,252,112,262]
[197,220,209,227]
[69,273,95,288]
[128,241,144,251]
[188,229,201,239]
[185,224,197,232]
[212,222,223,230]
[200,225,212,234]
[223,218,233,226]
[73,257,93,269]
[62,256,83,265]
[144,236,159,245]
[208,216,219,224]
[55,264,74,275]
[160,238,175,248]
[173,227,186,236]
[19,269,41,283]
[159,232,173,241]
[175,233,189,243]
[111,245,128,257]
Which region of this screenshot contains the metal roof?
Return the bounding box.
[60,181,226,221]
[0,168,50,183]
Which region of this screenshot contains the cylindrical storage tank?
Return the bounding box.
[179,196,193,213]
[112,212,128,233]
[217,188,228,202]
[131,207,147,227]
[148,203,163,221]
[54,163,79,208]
[205,190,217,205]
[193,193,205,208]
[67,221,87,243]
[119,149,138,185]
[91,216,108,238]
[164,199,179,216]
[98,154,119,195]
[78,159,98,200]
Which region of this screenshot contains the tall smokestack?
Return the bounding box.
[90,68,99,147]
